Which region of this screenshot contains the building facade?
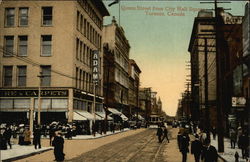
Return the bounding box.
[188,10,217,128]
[102,17,130,117]
[128,59,141,120]
[0,0,109,125]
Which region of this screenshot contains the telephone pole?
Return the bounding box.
[214,0,224,152]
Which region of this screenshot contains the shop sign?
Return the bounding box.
[220,11,242,24]
[232,97,246,107]
[0,90,68,97]
[92,50,99,84]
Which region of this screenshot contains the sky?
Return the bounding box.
[102,1,247,116]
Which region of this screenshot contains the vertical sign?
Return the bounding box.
[93,50,99,84]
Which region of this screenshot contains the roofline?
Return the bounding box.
[188,17,215,53]
[92,0,110,16]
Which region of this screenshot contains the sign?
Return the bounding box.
[232,97,246,107]
[220,11,242,24]
[0,90,68,97]
[92,50,99,84]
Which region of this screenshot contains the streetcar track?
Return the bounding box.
[67,129,154,162]
[103,130,154,162]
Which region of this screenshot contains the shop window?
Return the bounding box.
[0,99,13,109]
[52,99,67,109]
[14,98,30,109]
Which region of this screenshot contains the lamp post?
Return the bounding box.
[37,72,43,126]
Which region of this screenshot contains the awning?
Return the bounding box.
[73,111,87,121]
[108,108,122,115]
[138,115,145,120]
[107,108,129,121]
[120,114,128,121]
[95,112,113,120]
[76,111,102,120]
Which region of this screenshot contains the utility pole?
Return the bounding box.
[37,72,43,126]
[204,38,210,138]
[214,0,224,152]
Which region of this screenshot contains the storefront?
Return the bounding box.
[0,88,104,125]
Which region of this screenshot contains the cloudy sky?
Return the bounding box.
[103,1,246,116]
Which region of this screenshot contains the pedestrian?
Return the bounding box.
[23,127,31,145]
[177,131,182,151]
[191,134,202,162]
[52,131,65,162]
[33,126,41,149]
[49,127,56,146]
[156,125,163,143]
[238,132,249,159]
[3,126,12,149]
[199,130,207,145]
[66,127,72,140]
[230,128,237,149]
[235,151,239,162]
[180,132,190,162]
[162,127,169,143]
[0,128,7,150]
[201,138,218,162]
[211,126,216,140]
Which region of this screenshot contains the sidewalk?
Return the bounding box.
[210,135,247,162]
[0,128,136,162]
[0,145,53,161]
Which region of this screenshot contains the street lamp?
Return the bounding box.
[37,72,44,126]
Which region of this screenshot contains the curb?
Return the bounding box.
[67,128,138,140]
[2,148,53,162]
[218,154,227,162]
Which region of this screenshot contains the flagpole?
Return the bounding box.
[119,0,120,26]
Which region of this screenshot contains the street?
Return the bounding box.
[66,128,223,162]
[10,127,225,162]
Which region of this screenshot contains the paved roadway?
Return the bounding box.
[66,128,224,162]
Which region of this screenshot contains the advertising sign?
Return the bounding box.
[92,50,99,84]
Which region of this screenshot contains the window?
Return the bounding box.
[40,65,51,86]
[76,38,79,59]
[18,36,28,56]
[17,66,27,86]
[5,8,15,27]
[4,36,14,56]
[76,67,79,88]
[80,14,83,33]
[3,66,13,87]
[41,35,52,56]
[0,99,13,109]
[42,7,52,26]
[77,11,80,30]
[84,19,86,36]
[19,8,28,26]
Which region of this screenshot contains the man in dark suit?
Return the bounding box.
[33,125,41,149]
[191,134,202,162]
[180,132,190,162]
[156,125,163,143]
[201,138,218,162]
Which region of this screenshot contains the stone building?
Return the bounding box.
[188,10,217,127]
[0,0,109,126]
[102,17,130,120]
[128,59,141,120]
